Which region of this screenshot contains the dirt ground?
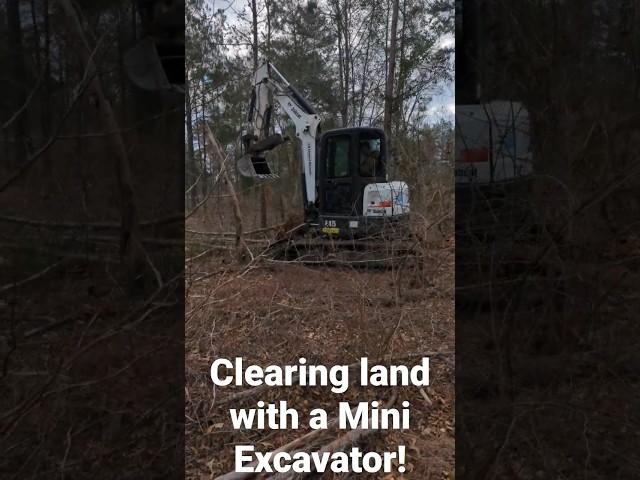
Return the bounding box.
[185,243,454,479]
[0,247,184,479]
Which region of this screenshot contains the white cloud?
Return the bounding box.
[438,34,455,49]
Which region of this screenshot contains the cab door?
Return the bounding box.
[319,133,356,215]
[353,130,387,215]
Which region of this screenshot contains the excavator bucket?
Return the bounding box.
[237,133,287,179]
[237,155,278,179]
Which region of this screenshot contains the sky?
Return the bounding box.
[430,33,455,124]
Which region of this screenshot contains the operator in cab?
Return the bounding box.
[359,140,384,177]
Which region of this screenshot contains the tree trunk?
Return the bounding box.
[358,3,375,126]
[185,71,198,208]
[42,0,53,183]
[250,0,269,228]
[251,0,259,69]
[383,0,400,136]
[57,0,145,291]
[333,0,349,127]
[395,0,408,135]
[30,0,41,70]
[265,0,272,58]
[343,0,352,127]
[199,83,209,200]
[7,0,28,169]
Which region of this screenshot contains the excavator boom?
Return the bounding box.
[239,63,321,211]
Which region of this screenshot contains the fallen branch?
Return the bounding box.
[185,170,204,195]
[0,260,65,294]
[184,187,213,220]
[185,246,220,264]
[1,69,43,131]
[186,222,289,238]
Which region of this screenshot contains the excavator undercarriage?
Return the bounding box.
[264,222,419,268]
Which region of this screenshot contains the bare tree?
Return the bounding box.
[7,0,28,168]
[58,0,144,289]
[332,0,351,127]
[383,0,400,136]
[250,0,269,228]
[186,71,198,207]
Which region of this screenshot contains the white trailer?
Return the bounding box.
[455,101,532,185]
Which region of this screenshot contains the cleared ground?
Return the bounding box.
[185,243,454,479]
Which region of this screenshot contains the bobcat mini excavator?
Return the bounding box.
[238,63,413,265]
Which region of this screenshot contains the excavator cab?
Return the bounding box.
[318,127,410,238]
[318,127,387,217]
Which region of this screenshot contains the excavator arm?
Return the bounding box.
[239,63,321,211]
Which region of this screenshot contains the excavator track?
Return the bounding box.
[261,225,420,268]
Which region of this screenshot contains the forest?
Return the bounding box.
[1,1,639,478]
[1,1,184,477]
[185,0,455,478]
[456,1,640,478]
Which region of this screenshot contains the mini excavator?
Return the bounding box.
[240,63,410,245]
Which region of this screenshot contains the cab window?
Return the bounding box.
[358,134,385,177]
[325,135,350,178]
